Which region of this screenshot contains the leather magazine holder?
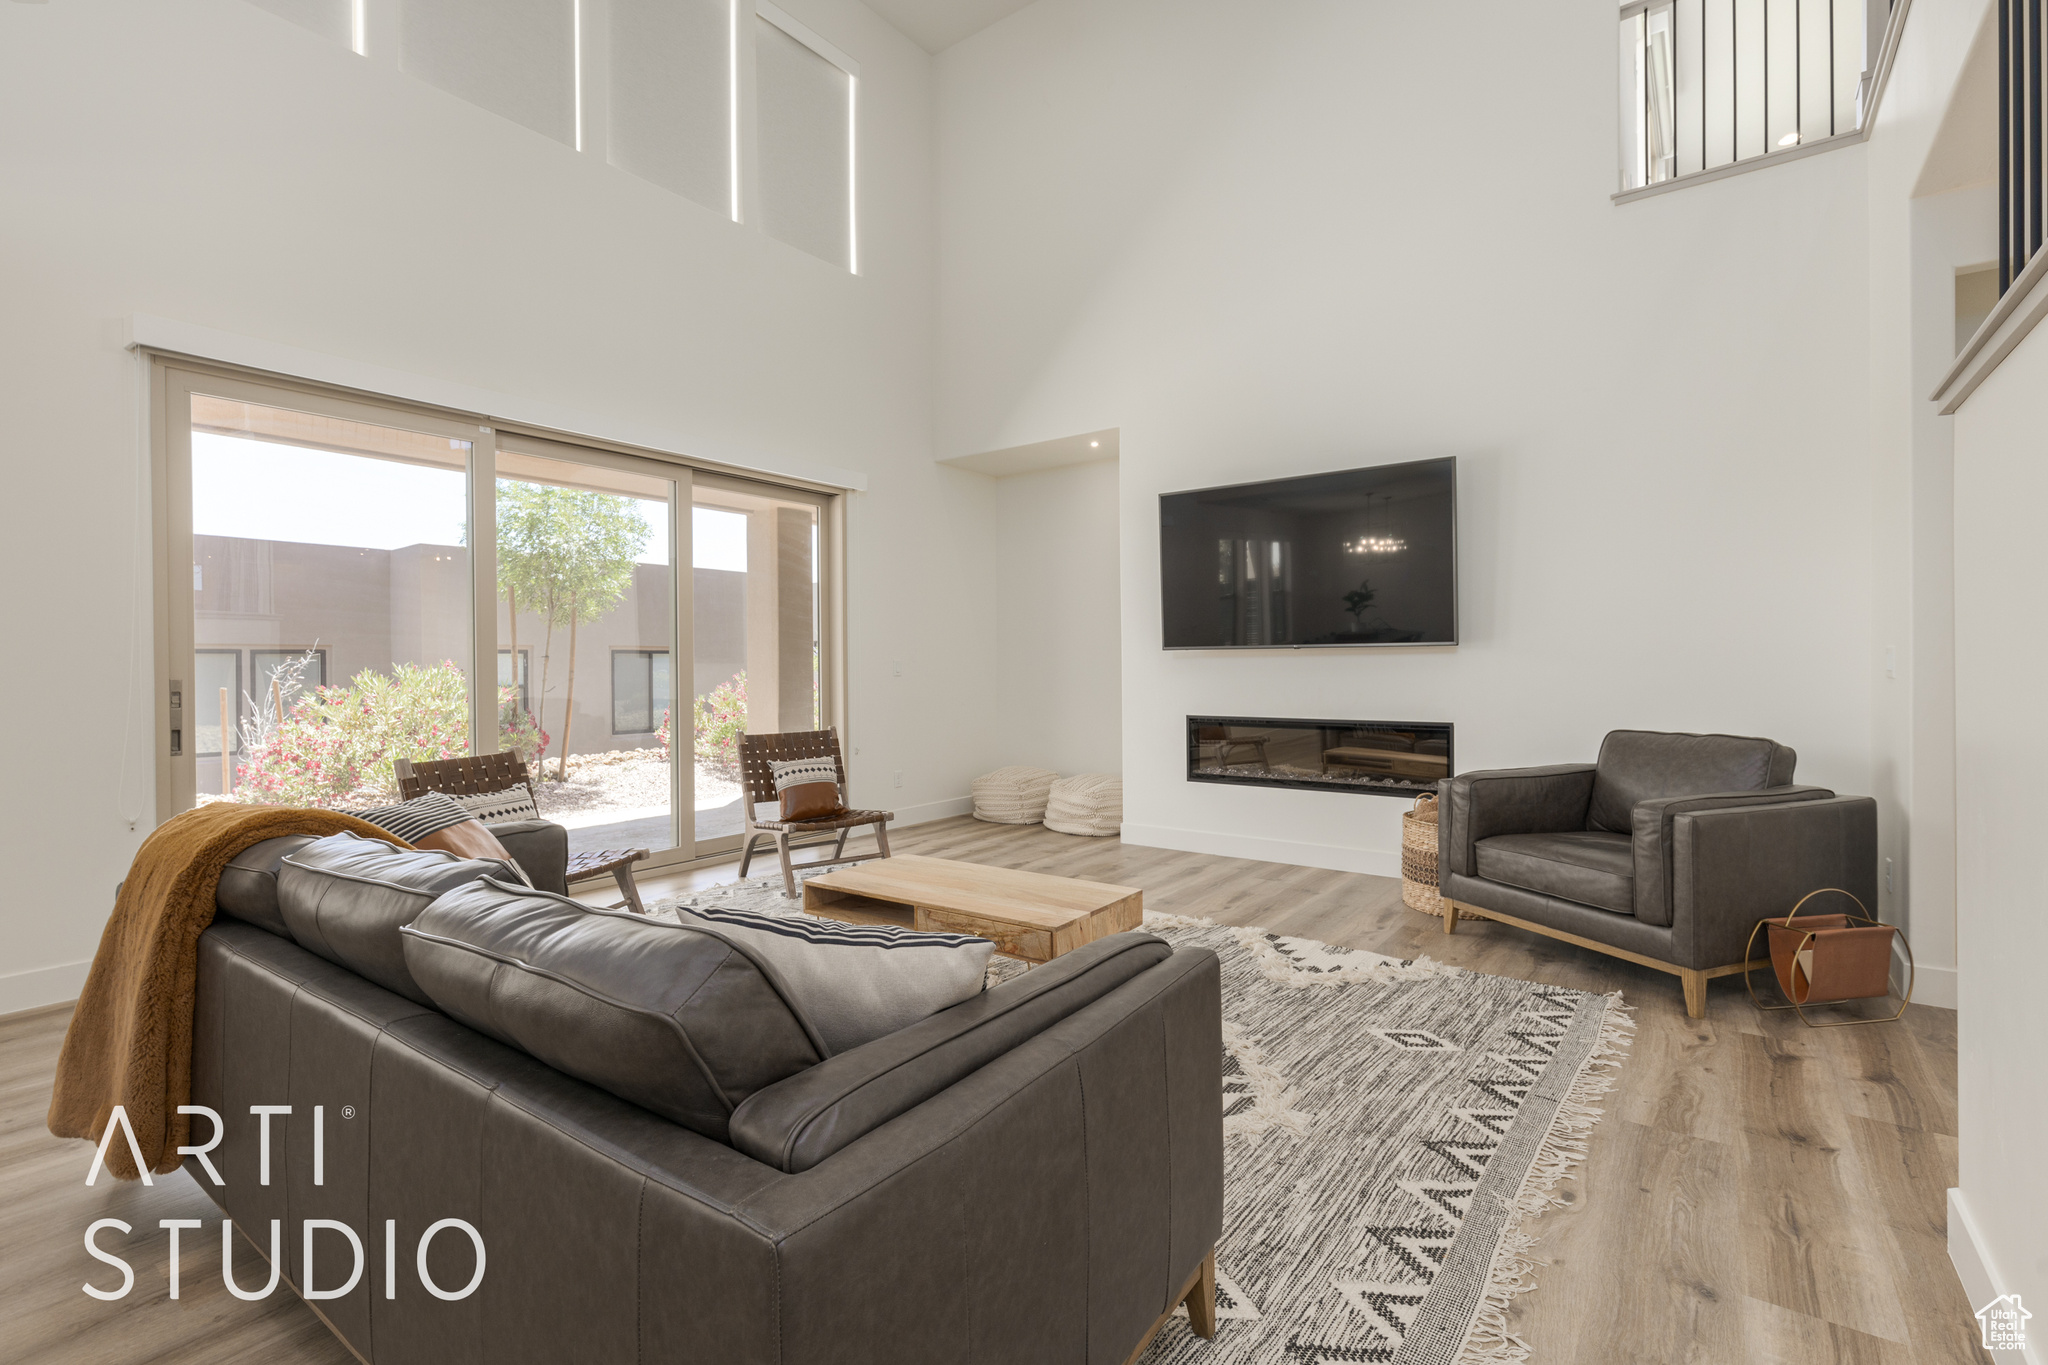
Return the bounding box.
[1744,888,1913,1026]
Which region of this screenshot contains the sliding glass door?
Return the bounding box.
[495,439,683,861]
[690,474,827,850]
[172,383,479,809]
[158,363,836,875]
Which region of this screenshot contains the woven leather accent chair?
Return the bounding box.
[394,753,649,911]
[736,728,893,897]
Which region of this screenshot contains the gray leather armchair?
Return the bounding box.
[1437,730,1877,1018]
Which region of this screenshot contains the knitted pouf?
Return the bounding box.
[971,766,1060,824]
[1042,773,1123,837]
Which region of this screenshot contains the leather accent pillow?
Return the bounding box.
[415,817,529,880]
[276,831,522,1006]
[769,756,844,822]
[401,878,826,1141]
[670,903,992,1055]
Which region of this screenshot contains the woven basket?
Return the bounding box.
[1402,793,1488,921]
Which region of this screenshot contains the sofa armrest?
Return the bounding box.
[487,818,568,894]
[715,944,1224,1364]
[1439,764,1597,877]
[1630,785,1834,926]
[1664,795,1878,967]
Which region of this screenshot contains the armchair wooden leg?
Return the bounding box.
[1186,1249,1217,1339]
[1681,969,1707,1020]
[874,820,892,858]
[776,832,797,898]
[832,827,849,860]
[1442,901,1459,934]
[739,833,759,878]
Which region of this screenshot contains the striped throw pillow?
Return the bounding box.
[451,786,541,823]
[346,791,476,845]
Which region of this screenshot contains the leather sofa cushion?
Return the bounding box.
[728,931,1173,1172]
[215,835,317,938]
[1586,730,1794,834]
[1475,831,1635,915]
[277,831,520,1005]
[401,878,826,1142]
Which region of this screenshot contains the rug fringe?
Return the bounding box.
[1453,991,1638,1365]
[1221,1020,1314,1139]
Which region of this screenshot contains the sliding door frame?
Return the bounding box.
[153,362,494,821]
[147,353,847,880]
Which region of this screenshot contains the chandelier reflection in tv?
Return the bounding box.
[1160,458,1457,648]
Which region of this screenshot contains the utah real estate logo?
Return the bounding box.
[1977,1293,2031,1353]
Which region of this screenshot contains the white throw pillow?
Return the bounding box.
[453,785,541,823]
[671,903,993,1055]
[768,755,840,793]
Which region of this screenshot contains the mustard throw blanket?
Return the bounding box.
[48,803,407,1178]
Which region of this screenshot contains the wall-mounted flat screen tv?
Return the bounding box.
[1160,457,1457,648]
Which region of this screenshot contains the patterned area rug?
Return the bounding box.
[647,877,1633,1365]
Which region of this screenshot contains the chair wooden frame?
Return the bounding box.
[735,728,893,897]
[394,753,651,912]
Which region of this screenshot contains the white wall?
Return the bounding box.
[937,0,1876,874]
[1950,319,2048,1350]
[1860,0,1996,1015]
[990,458,1122,777]
[0,0,993,1012]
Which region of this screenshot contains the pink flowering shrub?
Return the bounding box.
[235,661,479,807]
[692,672,748,776]
[498,690,548,774]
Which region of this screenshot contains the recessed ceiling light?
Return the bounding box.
[1777,132,1800,147]
[1090,440,1099,448]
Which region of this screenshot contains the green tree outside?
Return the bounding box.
[495,482,649,781]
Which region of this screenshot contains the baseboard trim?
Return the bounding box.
[1907,955,1958,1010]
[891,795,974,828]
[1949,1187,2040,1362]
[0,960,91,1018]
[1119,824,1401,879]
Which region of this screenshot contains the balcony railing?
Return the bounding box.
[1618,0,1880,194]
[2000,0,2046,292]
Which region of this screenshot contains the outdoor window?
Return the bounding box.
[611,650,672,734]
[156,362,840,874]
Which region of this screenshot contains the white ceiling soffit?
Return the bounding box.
[940,429,1119,477]
[862,0,1035,53]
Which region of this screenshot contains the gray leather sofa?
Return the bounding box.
[1437,729,1877,1018]
[197,837,1224,1364]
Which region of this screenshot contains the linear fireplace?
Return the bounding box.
[1186,715,1453,798]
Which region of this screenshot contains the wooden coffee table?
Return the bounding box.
[801,854,1143,964]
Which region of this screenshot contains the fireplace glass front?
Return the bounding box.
[1186,715,1453,798]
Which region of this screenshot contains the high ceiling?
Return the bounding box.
[862,0,1035,53]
